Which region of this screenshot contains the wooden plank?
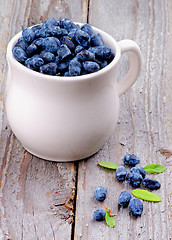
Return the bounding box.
[0,0,88,239]
[74,0,172,239]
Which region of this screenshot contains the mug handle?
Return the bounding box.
[117,39,142,96]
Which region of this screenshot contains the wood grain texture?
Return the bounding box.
[0,0,87,239]
[74,0,172,239]
[0,0,172,240]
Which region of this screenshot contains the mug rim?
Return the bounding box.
[6,23,121,82]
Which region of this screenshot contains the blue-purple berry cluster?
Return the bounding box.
[12,18,115,76]
[115,154,161,190]
[118,191,143,216]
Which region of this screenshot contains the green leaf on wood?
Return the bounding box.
[98,161,119,170]
[105,210,116,228]
[144,164,166,173]
[132,189,161,202]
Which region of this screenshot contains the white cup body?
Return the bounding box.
[6,25,122,161]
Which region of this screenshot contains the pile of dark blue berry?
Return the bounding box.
[12,17,115,76]
[116,154,161,190]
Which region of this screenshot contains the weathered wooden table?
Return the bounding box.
[0,0,172,239]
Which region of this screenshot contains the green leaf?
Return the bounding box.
[144,164,166,173]
[105,210,116,228]
[98,161,119,170]
[132,189,161,202]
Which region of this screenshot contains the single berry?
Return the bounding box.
[58,44,72,61]
[42,17,58,28]
[82,61,100,73]
[57,61,70,72]
[59,18,76,32]
[60,36,75,51]
[129,198,143,217]
[26,43,38,57]
[89,45,114,60]
[75,45,84,54]
[40,62,57,75]
[118,191,132,208]
[131,166,146,179]
[25,56,44,71]
[44,37,59,53]
[68,29,77,41]
[94,186,107,201]
[35,28,51,38]
[74,30,90,48]
[68,58,82,76]
[33,38,45,51]
[76,50,95,62]
[15,37,28,51]
[64,71,70,76]
[115,166,127,181]
[46,26,60,37]
[95,59,108,69]
[22,27,35,43]
[40,50,55,63]
[91,33,103,46]
[126,172,143,188]
[93,209,106,221]
[81,23,93,36]
[12,46,27,63]
[31,24,42,33]
[122,154,140,167]
[142,178,161,190]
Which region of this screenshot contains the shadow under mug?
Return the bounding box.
[6,24,142,162]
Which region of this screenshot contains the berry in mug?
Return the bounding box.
[12,18,115,76]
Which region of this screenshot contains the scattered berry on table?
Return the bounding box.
[123,154,140,167]
[115,166,127,181]
[130,166,146,179]
[142,178,161,190]
[94,186,107,201]
[118,191,132,208]
[129,198,143,217]
[126,172,143,188]
[93,209,106,221]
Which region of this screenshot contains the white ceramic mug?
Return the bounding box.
[6,24,142,162]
